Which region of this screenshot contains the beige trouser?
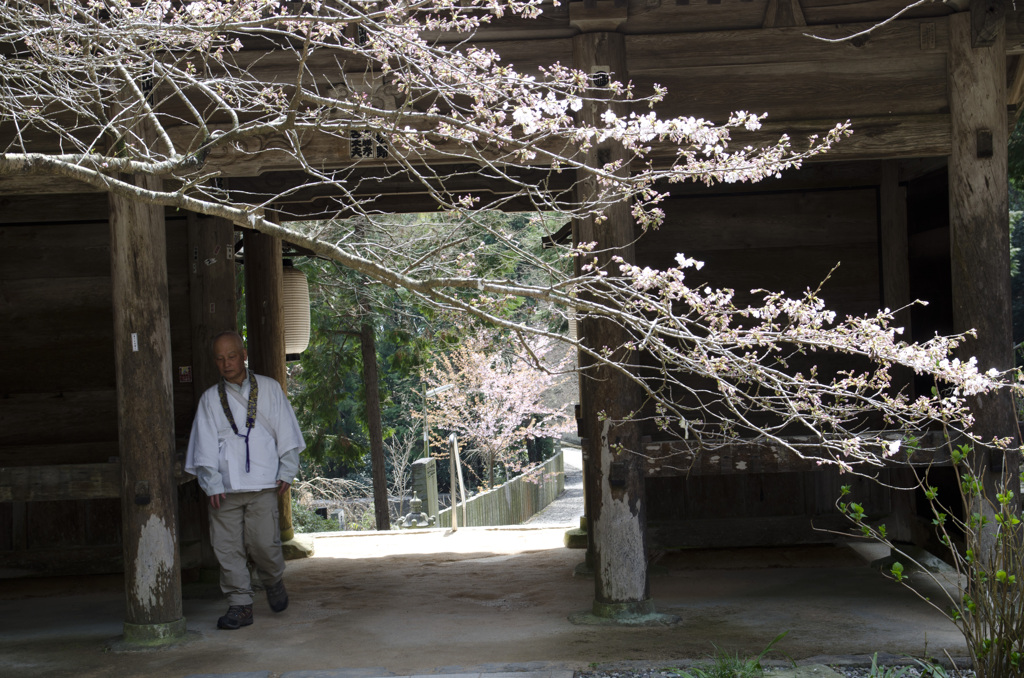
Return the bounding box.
[208,489,286,606]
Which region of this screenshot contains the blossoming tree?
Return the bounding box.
[422,328,574,488]
[1,0,1020,655]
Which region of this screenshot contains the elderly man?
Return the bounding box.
[185,331,306,630]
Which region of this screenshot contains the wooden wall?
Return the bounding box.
[0,194,199,577]
[634,170,927,547]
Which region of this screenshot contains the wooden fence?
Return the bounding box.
[437,452,564,528]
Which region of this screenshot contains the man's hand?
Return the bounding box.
[277,480,291,496]
[209,493,226,509]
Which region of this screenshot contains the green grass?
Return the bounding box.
[666,631,789,678]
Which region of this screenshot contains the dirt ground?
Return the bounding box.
[0,527,967,678]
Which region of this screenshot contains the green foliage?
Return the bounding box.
[666,632,789,678]
[867,654,914,678]
[839,437,1024,678]
[291,500,337,533]
[289,256,432,472]
[287,211,570,479]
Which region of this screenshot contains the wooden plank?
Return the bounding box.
[0,276,112,335]
[800,0,953,26]
[0,391,118,447]
[635,54,947,123]
[627,19,948,71]
[0,222,110,280]
[650,189,877,251]
[640,250,881,310]
[0,442,119,468]
[621,0,952,36]
[82,497,122,546]
[642,431,953,477]
[0,194,109,223]
[0,116,949,194]
[0,463,121,502]
[648,515,849,549]
[653,114,953,162]
[0,340,116,393]
[0,544,123,578]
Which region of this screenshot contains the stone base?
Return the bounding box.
[115,618,190,648]
[569,599,679,626]
[563,527,588,549]
[283,533,315,560]
[572,559,593,577]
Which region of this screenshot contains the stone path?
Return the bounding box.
[523,446,583,527]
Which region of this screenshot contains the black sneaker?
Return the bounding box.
[217,604,253,629]
[266,579,288,613]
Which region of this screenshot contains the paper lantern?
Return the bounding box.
[282,265,310,355]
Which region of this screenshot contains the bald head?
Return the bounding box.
[213,331,247,385]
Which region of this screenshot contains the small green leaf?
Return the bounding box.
[891,561,905,582]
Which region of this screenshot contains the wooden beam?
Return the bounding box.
[626,19,947,70]
[763,0,806,29]
[973,0,1006,48]
[569,0,628,32]
[879,155,915,568]
[186,213,238,396]
[688,114,952,161]
[947,10,1019,498]
[0,544,124,577]
[0,463,121,502]
[648,515,851,549]
[642,431,956,477]
[109,166,185,635]
[1004,7,1024,53]
[0,442,119,468]
[574,29,656,618]
[1008,54,1024,116]
[242,227,295,541]
[879,161,913,361]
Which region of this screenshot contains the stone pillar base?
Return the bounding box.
[121,617,188,646]
[568,599,680,626]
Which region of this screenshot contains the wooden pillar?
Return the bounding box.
[187,214,238,395]
[243,229,295,541]
[880,162,920,544]
[880,161,912,360]
[948,8,1019,509]
[571,23,664,621]
[186,213,238,571]
[109,177,186,643]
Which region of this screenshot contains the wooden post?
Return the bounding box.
[880,161,912,356]
[948,9,1019,515]
[187,214,238,396]
[186,213,238,571]
[880,161,921,545]
[109,176,186,643]
[571,28,666,622]
[243,229,295,541]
